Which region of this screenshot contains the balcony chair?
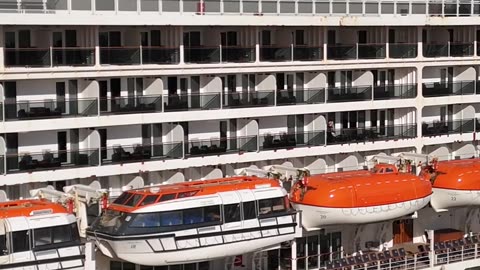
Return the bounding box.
[39,150,61,168]
[111,145,132,162]
[132,144,151,160]
[18,153,39,170]
[262,134,274,149]
[189,139,202,155]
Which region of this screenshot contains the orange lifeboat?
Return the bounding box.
[426,158,480,211]
[290,164,432,229]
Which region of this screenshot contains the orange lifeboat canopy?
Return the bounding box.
[292,164,432,208]
[0,199,68,219]
[432,159,480,191]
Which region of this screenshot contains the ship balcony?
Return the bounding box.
[4,98,98,121]
[327,124,417,145]
[4,47,95,67]
[327,43,386,60]
[389,43,418,58]
[276,88,326,105]
[423,42,474,58]
[422,81,475,97]
[326,85,373,103]
[98,95,163,115]
[259,130,326,151]
[422,119,475,137]
[357,43,386,59]
[6,148,99,173]
[260,46,323,62]
[100,46,179,65]
[100,142,183,165]
[184,46,255,64]
[373,84,417,100]
[164,93,221,112]
[186,135,257,156]
[222,90,275,108]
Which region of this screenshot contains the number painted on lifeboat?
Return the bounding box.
[86,176,297,266]
[290,164,432,230]
[425,158,480,211]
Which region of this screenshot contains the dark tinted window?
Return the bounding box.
[224,204,241,223]
[183,208,204,224]
[259,197,287,215]
[12,230,29,252]
[140,195,159,206]
[178,191,198,198]
[159,193,176,202]
[160,211,182,226]
[130,213,161,228]
[34,224,79,247]
[0,235,6,255]
[204,205,221,222]
[124,194,143,207]
[34,227,52,246]
[243,201,257,220]
[113,192,132,205]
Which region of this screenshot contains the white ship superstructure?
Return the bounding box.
[2,0,480,269]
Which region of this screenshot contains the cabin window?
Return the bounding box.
[259,197,286,215]
[204,205,221,222]
[243,201,257,220]
[12,230,30,252]
[183,208,204,224]
[160,211,183,226]
[124,194,144,207]
[224,203,241,223]
[140,195,159,206]
[33,224,80,247]
[113,192,132,205]
[159,193,176,202]
[0,235,7,255]
[130,213,161,228]
[178,191,198,198]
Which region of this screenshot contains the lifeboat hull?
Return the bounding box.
[293,195,431,230]
[431,188,480,211]
[95,230,294,265]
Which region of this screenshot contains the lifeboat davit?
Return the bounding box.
[290,164,432,230]
[427,158,480,211]
[87,176,297,266]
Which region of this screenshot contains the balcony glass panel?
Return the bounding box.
[187,135,257,156]
[223,0,240,12]
[389,43,417,58]
[7,148,99,173]
[276,88,326,105]
[7,98,98,120]
[260,46,292,62]
[52,48,95,66]
[422,119,475,136]
[99,95,162,114]
[327,44,356,60]
[101,142,183,164]
[72,0,91,10]
[222,46,255,63]
[222,91,275,108]
[164,93,220,111]
[357,44,386,59]
[163,0,180,11]
[4,48,50,67]
[423,44,448,57]
[184,47,220,63]
[373,84,417,100]
[449,42,474,57]
[327,124,417,144]
[100,47,140,65]
[260,130,326,150]
[293,46,323,61]
[142,47,179,64]
[423,81,475,97]
[327,86,372,102]
[95,0,114,10]
[205,0,220,12]
[140,0,158,11]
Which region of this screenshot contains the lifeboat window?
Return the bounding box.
[124,194,144,207]
[178,191,199,198]
[34,224,80,247]
[385,167,394,172]
[130,213,161,228]
[224,204,241,223]
[242,201,257,220]
[183,208,204,224]
[204,205,221,222]
[259,197,286,215]
[159,193,176,202]
[140,195,159,206]
[12,230,30,252]
[0,235,5,256]
[113,192,132,205]
[159,211,183,226]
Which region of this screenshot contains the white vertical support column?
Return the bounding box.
[255,26,260,63]
[91,0,95,14]
[323,26,328,61]
[291,239,297,270]
[417,26,424,60]
[114,0,118,14]
[385,26,390,59]
[0,25,4,71]
[415,64,423,147]
[84,242,96,270]
[179,26,184,64]
[93,26,101,67]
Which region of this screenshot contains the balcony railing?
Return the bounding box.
[327,124,417,144]
[187,135,257,156]
[292,46,323,61]
[184,46,221,63]
[6,148,99,173]
[260,46,291,62]
[141,47,180,64]
[389,43,417,58]
[327,86,372,103]
[100,47,141,65]
[327,44,356,60]
[373,84,417,100]
[259,130,326,150]
[222,91,275,108]
[357,44,386,59]
[422,119,475,136]
[423,81,475,97]
[163,93,221,112]
[99,95,162,114]
[424,42,474,58]
[276,88,326,105]
[100,142,183,164]
[222,46,255,63]
[5,98,98,121]
[51,48,95,66]
[4,48,50,67]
